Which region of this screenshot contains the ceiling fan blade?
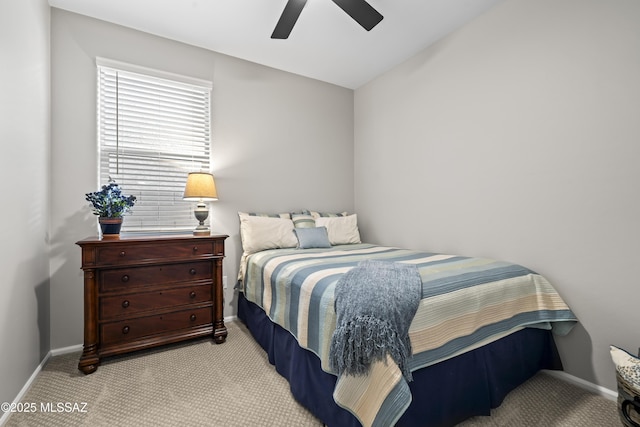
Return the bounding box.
[271,0,308,39]
[331,0,383,31]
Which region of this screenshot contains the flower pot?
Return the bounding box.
[99,217,123,239]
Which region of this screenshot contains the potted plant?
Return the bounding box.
[85,180,137,239]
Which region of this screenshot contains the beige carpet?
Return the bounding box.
[4,321,620,426]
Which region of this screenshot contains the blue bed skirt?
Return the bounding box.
[237,292,562,427]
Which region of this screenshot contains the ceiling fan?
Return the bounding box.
[271,0,383,39]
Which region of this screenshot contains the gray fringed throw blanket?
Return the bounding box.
[329,260,422,381]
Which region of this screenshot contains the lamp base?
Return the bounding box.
[193,228,210,236]
[193,202,210,236]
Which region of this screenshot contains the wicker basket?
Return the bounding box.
[616,371,640,427]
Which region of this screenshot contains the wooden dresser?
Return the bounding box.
[76,233,228,374]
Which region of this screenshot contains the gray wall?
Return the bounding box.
[354,0,640,390]
[0,0,51,407]
[50,9,354,349]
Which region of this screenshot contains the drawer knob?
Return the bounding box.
[189,291,196,299]
[119,251,126,257]
[121,275,130,282]
[189,268,197,275]
[190,314,197,321]
[122,326,130,334]
[193,246,198,252]
[122,300,130,308]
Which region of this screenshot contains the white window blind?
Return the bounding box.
[97,59,212,233]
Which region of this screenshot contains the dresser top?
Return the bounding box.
[77,233,228,246]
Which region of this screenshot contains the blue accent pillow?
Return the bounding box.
[294,226,332,249]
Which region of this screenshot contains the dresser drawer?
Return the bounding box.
[100,284,212,320]
[100,306,212,345]
[99,261,212,292]
[95,240,220,266]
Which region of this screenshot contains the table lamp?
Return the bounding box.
[183,172,218,236]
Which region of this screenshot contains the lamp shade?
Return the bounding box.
[183,172,218,201]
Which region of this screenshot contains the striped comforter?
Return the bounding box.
[241,244,577,427]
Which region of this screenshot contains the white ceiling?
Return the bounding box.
[48,0,503,89]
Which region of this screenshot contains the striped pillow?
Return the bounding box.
[310,211,348,219]
[292,213,315,228]
[238,211,291,219]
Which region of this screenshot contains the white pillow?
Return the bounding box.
[315,214,361,245]
[240,215,298,254]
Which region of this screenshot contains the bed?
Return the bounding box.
[235,211,577,427]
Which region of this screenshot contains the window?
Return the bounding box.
[97,58,212,232]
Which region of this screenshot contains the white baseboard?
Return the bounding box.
[0,351,52,426]
[1,344,83,426]
[543,369,618,401]
[50,344,83,357]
